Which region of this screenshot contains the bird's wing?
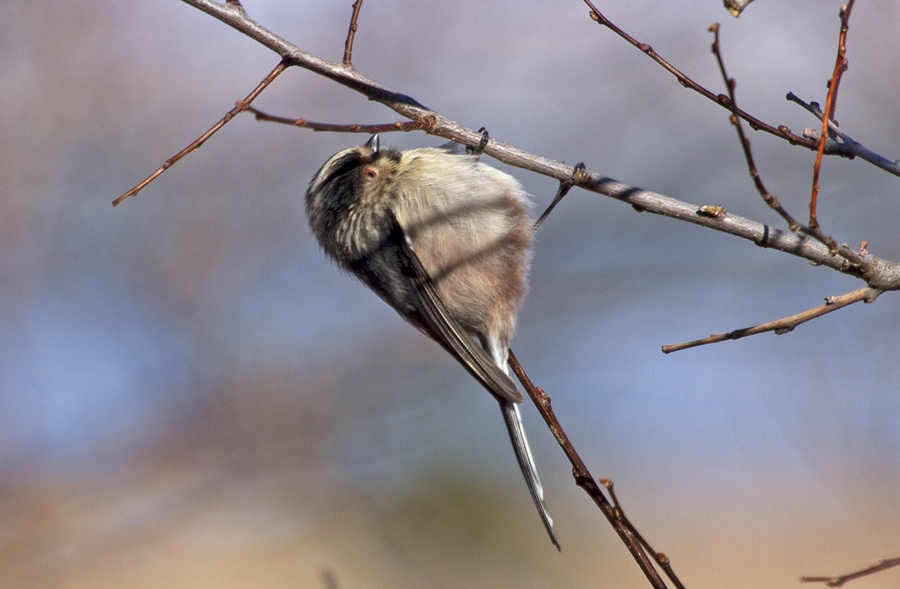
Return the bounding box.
[381,209,523,404]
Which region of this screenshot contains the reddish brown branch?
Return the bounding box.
[508,351,674,589]
[801,556,900,587]
[342,0,365,67]
[246,106,433,134]
[662,286,878,354]
[112,59,289,206]
[810,0,856,231]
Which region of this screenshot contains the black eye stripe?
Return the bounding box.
[321,152,364,186]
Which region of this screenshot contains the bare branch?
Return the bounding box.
[708,23,803,233]
[342,0,365,67]
[507,351,670,589]
[801,556,900,587]
[708,23,864,270]
[112,59,288,206]
[580,1,862,163]
[810,0,856,231]
[601,479,688,589]
[247,106,432,134]
[533,163,589,232]
[662,286,879,354]
[785,92,900,176]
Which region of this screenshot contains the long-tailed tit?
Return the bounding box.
[306,135,558,548]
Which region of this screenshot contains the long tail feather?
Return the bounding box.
[499,400,560,550]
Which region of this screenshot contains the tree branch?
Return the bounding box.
[113,58,289,206]
[166,0,900,308]
[810,0,857,231]
[785,92,900,177]
[246,106,432,134]
[580,0,900,180]
[708,23,804,234]
[662,286,880,354]
[508,351,674,589]
[342,0,365,67]
[801,556,900,587]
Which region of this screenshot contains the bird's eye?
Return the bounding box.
[364,167,378,179]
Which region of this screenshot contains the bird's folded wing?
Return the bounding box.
[384,209,523,404]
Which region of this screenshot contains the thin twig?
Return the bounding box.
[602,479,687,589]
[112,59,289,206]
[784,92,900,177]
[708,23,803,233]
[507,350,669,589]
[580,1,854,160]
[801,556,900,587]
[342,0,364,67]
[533,163,589,231]
[662,286,878,354]
[582,0,900,181]
[810,0,856,231]
[247,106,432,134]
[708,24,864,268]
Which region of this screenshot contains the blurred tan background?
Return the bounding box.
[2,1,899,587]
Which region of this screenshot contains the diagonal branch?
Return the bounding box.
[801,556,900,587]
[708,23,803,234]
[247,106,432,134]
[113,59,289,205]
[581,0,900,181]
[785,92,900,177]
[662,286,880,354]
[580,1,848,157]
[508,351,672,589]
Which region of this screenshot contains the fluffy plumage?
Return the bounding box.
[306,135,558,548]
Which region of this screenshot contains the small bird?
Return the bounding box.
[305,135,558,548]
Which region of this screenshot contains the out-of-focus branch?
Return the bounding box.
[662,286,879,354]
[801,556,900,587]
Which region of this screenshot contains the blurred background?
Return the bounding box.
[2,1,899,587]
